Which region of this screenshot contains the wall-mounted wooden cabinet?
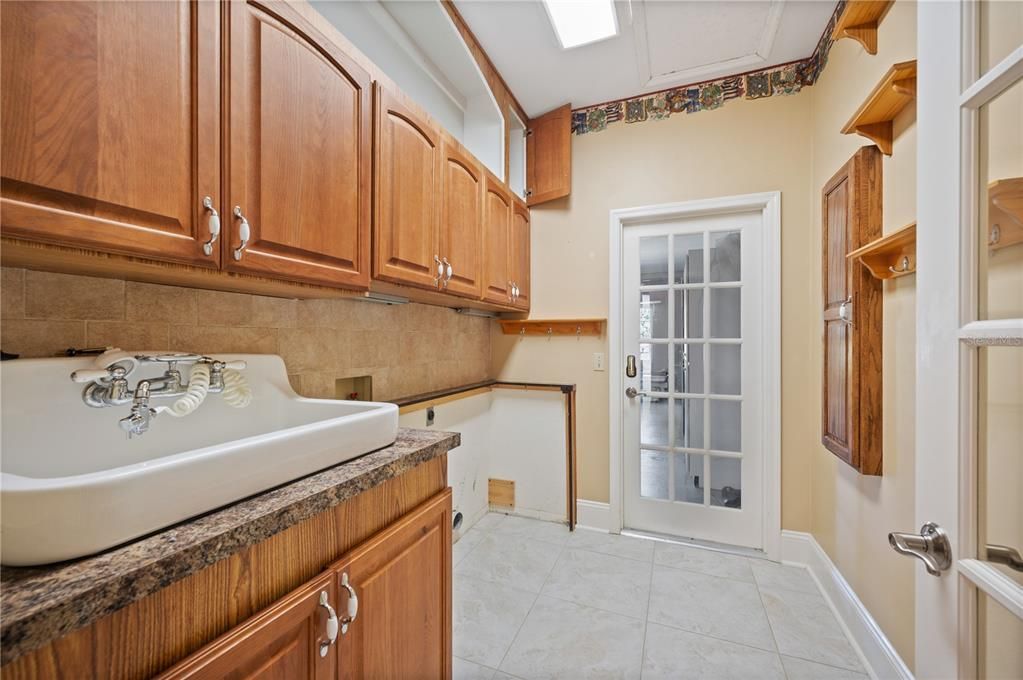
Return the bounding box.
[226,1,372,289]
[439,141,484,299]
[821,146,883,475]
[526,104,572,207]
[481,174,513,305]
[510,198,531,310]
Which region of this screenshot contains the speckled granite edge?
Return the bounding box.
[0,428,459,665]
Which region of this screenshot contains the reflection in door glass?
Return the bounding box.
[674,289,704,339]
[640,291,669,338]
[674,343,705,393]
[674,233,704,284]
[640,395,668,447]
[640,343,669,393]
[710,231,741,282]
[710,345,741,395]
[640,236,669,285]
[709,400,741,452]
[709,457,742,509]
[710,288,741,338]
[674,398,705,449]
[673,453,705,504]
[640,449,669,499]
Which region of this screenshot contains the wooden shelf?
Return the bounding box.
[989,178,1023,251]
[498,318,605,336]
[831,0,894,55]
[841,60,917,155]
[847,222,916,280]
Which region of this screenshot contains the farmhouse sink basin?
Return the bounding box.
[0,354,398,566]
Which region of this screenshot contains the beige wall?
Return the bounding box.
[491,92,817,531]
[0,268,491,401]
[807,1,918,669]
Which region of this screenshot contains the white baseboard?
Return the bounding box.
[575,500,612,532]
[781,530,913,680]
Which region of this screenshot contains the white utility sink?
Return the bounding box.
[0,354,398,566]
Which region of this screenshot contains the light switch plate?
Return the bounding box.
[592,352,605,371]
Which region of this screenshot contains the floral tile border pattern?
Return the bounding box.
[571,1,844,135]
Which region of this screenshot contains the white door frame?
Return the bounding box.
[608,192,782,560]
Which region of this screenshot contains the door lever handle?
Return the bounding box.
[888,522,952,576]
[986,544,1023,572]
[625,387,638,398]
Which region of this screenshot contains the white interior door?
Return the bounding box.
[621,210,765,549]
[914,3,1023,678]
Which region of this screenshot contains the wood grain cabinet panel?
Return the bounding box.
[332,489,452,680]
[374,86,443,291]
[510,199,531,310]
[225,1,372,289]
[438,141,483,299]
[0,0,221,267]
[481,175,512,305]
[158,573,338,680]
[526,104,571,206]
[821,145,883,475]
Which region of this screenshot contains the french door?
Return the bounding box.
[620,207,768,549]
[914,3,1022,678]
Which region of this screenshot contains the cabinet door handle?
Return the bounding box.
[232,206,251,261]
[507,281,514,301]
[442,258,452,288]
[433,255,444,286]
[201,196,220,257]
[318,591,339,657]
[339,572,359,634]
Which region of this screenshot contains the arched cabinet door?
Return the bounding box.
[439,141,483,299]
[225,1,372,289]
[481,174,512,305]
[1,0,221,267]
[510,198,531,311]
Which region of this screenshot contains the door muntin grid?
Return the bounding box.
[638,229,743,509]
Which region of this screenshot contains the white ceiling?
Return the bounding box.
[454,0,838,117]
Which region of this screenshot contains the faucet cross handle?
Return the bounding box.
[119,380,157,439]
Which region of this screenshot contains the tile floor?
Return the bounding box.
[453,513,868,680]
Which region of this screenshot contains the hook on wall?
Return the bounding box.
[888,255,913,276]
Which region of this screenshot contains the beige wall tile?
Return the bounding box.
[126,281,198,324]
[251,296,297,328]
[86,321,170,350]
[25,270,124,320]
[296,299,344,329]
[294,371,335,399]
[195,290,254,326]
[399,330,443,366]
[349,330,400,369]
[169,325,278,355]
[2,268,25,319]
[1,319,86,357]
[277,327,339,373]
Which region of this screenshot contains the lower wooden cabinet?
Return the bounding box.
[157,489,452,680]
[332,489,452,680]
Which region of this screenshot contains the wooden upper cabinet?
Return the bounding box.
[526,104,571,206]
[158,572,338,680]
[226,1,371,289]
[374,85,443,291]
[0,0,221,267]
[481,174,512,305]
[510,199,531,310]
[332,490,452,680]
[439,140,483,299]
[822,145,883,475]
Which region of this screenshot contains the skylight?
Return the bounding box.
[542,0,619,50]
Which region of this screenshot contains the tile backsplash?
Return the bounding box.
[0,268,491,401]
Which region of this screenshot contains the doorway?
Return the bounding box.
[610,193,781,555]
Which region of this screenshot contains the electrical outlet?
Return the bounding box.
[592,352,605,371]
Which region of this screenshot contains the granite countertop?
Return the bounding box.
[0,427,459,665]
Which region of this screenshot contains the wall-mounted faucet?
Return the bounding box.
[71,350,252,438]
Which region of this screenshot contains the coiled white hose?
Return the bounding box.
[157,363,210,417]
[221,369,252,408]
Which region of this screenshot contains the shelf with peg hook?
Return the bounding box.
[847,222,916,280]
[498,318,605,337]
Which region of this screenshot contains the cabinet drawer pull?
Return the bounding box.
[339,572,359,635]
[433,255,444,286]
[507,281,514,301]
[442,258,452,288]
[232,206,251,261]
[201,196,220,257]
[318,591,339,657]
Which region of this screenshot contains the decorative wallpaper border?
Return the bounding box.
[571,1,845,135]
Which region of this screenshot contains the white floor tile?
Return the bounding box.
[541,548,652,619]
[648,564,776,651]
[642,622,786,680]
[454,529,486,568]
[492,515,571,546]
[760,585,864,672]
[750,560,817,594]
[456,533,562,593]
[454,575,536,669]
[567,529,655,563]
[454,656,497,680]
[653,542,755,582]
[781,655,870,679]
[499,596,645,680]
[473,513,507,531]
